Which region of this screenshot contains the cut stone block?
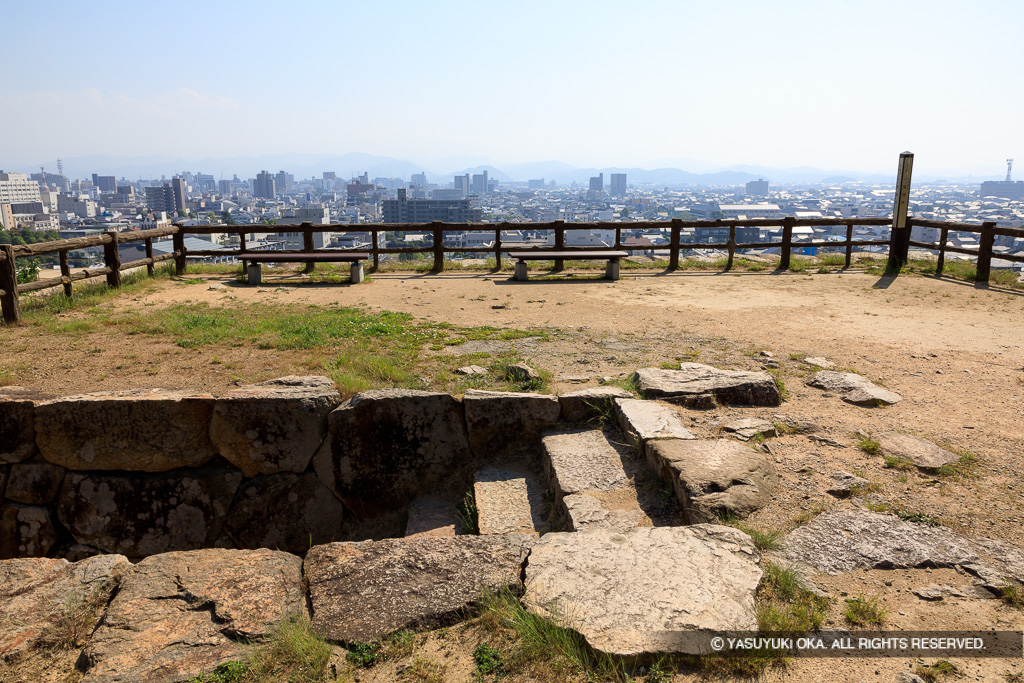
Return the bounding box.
[634,364,782,406]
[4,462,65,504]
[306,535,533,643]
[562,492,648,532]
[35,389,216,472]
[463,389,561,461]
[313,389,472,516]
[542,430,629,502]
[474,464,545,535]
[874,432,959,470]
[210,375,340,477]
[80,549,304,682]
[558,386,631,422]
[0,387,48,464]
[644,439,777,522]
[722,417,776,441]
[524,526,761,657]
[405,493,459,539]
[0,503,58,559]
[615,398,695,445]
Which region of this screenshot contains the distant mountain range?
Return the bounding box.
[12,152,1003,186]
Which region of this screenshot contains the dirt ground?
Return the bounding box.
[2,264,1023,682]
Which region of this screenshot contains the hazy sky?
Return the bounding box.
[1,0,1020,175]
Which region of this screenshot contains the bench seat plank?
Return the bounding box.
[238,252,369,262]
[506,251,629,260]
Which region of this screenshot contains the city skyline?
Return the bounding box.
[1,0,1021,177]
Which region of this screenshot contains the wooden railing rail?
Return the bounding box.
[1,216,1020,324]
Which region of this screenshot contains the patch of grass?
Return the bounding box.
[659,361,678,370]
[191,612,332,682]
[473,643,505,677]
[475,585,628,681]
[857,436,881,455]
[999,581,1024,609]
[456,490,479,535]
[882,455,915,471]
[819,253,847,267]
[399,657,446,682]
[793,503,830,527]
[787,257,812,273]
[844,595,887,626]
[346,641,383,668]
[1004,671,1024,683]
[757,563,829,633]
[384,629,419,660]
[489,352,549,392]
[848,481,882,496]
[36,586,108,650]
[767,369,790,400]
[935,451,981,479]
[914,660,960,682]
[733,523,783,551]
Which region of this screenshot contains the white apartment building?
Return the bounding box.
[717,204,784,220]
[0,172,43,204]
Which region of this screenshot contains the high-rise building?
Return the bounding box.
[454,174,470,196]
[470,170,488,195]
[528,178,546,190]
[171,177,187,212]
[323,172,337,182]
[382,188,483,223]
[745,179,770,196]
[589,173,604,193]
[980,180,1024,200]
[254,171,276,199]
[609,173,627,197]
[145,185,176,213]
[411,172,427,187]
[218,179,232,195]
[0,172,43,204]
[91,174,118,193]
[274,171,291,195]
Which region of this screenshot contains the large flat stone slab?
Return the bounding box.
[806,371,902,406]
[223,472,345,553]
[4,462,65,505]
[634,364,782,406]
[306,535,533,643]
[524,526,761,657]
[0,503,58,558]
[781,510,1024,587]
[210,375,340,477]
[313,389,472,516]
[80,549,304,683]
[615,398,695,445]
[474,464,545,535]
[57,467,242,558]
[644,439,777,522]
[542,430,628,500]
[0,387,49,464]
[0,554,130,660]
[463,389,561,461]
[559,386,632,423]
[35,389,216,472]
[874,432,959,469]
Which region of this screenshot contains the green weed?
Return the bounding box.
[844,595,887,626]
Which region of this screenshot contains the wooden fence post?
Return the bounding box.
[173,229,186,274]
[885,151,914,274]
[494,226,503,270]
[0,245,21,324]
[144,238,155,276]
[554,220,565,272]
[669,219,681,269]
[780,216,795,270]
[431,222,444,272]
[301,222,316,273]
[976,221,997,283]
[372,230,380,271]
[59,250,73,297]
[103,231,122,288]
[845,222,854,268]
[614,227,622,249]
[726,225,736,270]
[935,227,948,276]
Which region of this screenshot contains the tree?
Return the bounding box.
[222,210,236,225]
[710,210,726,220]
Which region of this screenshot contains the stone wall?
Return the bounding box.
[0,379,623,560]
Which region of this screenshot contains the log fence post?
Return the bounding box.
[935,227,948,276]
[845,222,854,268]
[172,229,186,274]
[431,222,444,272]
[59,250,73,297]
[780,216,795,270]
[669,219,681,269]
[372,230,380,271]
[976,221,997,283]
[554,220,565,272]
[103,230,122,288]
[302,222,315,273]
[144,238,155,276]
[494,225,503,270]
[726,225,736,270]
[0,245,21,324]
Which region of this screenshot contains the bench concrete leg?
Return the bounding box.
[514,260,529,281]
[350,261,365,284]
[247,263,262,285]
[605,259,620,280]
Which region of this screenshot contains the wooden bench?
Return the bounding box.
[238,252,370,285]
[506,250,630,281]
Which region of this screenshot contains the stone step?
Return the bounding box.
[473,464,546,535]
[542,429,648,532]
[614,398,695,447]
[404,493,459,539]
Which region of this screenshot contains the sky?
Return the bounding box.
[1,0,1021,177]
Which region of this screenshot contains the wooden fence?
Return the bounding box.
[1,217,1022,324]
